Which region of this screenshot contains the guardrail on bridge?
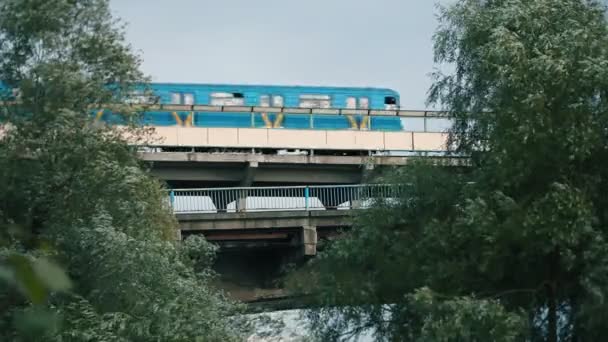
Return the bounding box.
[169,184,405,213]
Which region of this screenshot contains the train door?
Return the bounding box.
[170,92,195,105]
[345,96,369,109]
[272,95,283,107]
[359,97,369,109]
[168,91,195,126]
[358,97,370,129]
[345,96,370,129]
[271,95,284,127]
[258,94,283,107]
[346,96,357,109]
[259,95,270,107]
[259,94,284,128]
[183,93,194,105]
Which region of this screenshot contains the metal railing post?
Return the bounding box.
[169,189,175,208]
[424,113,428,132]
[305,186,310,211]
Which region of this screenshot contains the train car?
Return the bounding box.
[118,83,404,131]
[1,81,411,131]
[0,81,400,109]
[130,83,400,110]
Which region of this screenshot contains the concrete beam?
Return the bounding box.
[150,163,363,184]
[139,151,460,166]
[253,168,361,184]
[150,167,243,182]
[142,151,468,185]
[204,232,290,241]
[177,210,351,232]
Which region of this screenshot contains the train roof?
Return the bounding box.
[0,81,401,96]
[148,82,400,95]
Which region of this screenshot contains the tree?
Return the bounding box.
[0,0,243,340]
[290,0,608,341]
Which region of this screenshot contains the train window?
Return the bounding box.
[170,92,181,104]
[210,92,245,106]
[346,97,357,109]
[299,94,331,108]
[125,91,159,104]
[272,95,283,107]
[210,92,230,105]
[183,93,194,105]
[359,97,369,109]
[384,96,397,105]
[259,95,270,107]
[231,94,245,105]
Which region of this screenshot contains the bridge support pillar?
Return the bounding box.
[240,161,258,187]
[237,162,258,212]
[301,225,317,256]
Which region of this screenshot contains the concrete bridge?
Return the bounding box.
[2,104,464,303]
[179,210,350,256]
[172,184,402,250]
[171,184,402,301]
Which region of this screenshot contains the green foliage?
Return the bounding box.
[291,0,608,341]
[8,254,72,304]
[400,287,526,342]
[0,0,242,340]
[0,0,144,115]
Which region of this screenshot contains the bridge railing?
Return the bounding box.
[90,104,454,133]
[169,184,406,213]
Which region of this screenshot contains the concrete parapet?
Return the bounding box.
[133,126,449,152]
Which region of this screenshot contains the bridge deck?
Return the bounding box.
[178,210,352,231]
[178,210,352,255]
[142,151,466,185]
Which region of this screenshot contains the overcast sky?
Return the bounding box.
[110,0,453,110]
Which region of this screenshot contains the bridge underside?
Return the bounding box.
[178,210,351,302]
[178,210,350,252]
[158,154,467,302]
[141,151,465,186]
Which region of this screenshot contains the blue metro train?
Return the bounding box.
[137,83,400,110]
[105,83,406,131]
[2,82,411,131]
